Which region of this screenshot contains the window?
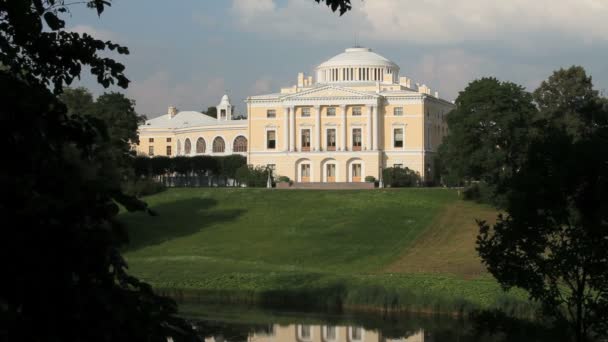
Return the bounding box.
[212,137,225,153]
[327,107,336,116]
[298,325,311,340]
[394,107,403,116]
[302,107,310,117]
[350,327,363,341]
[301,129,311,151]
[394,128,404,148]
[177,140,181,155]
[352,106,362,116]
[184,138,191,155]
[326,164,336,182]
[148,138,154,143]
[267,130,276,149]
[326,129,336,151]
[220,109,226,119]
[394,163,403,168]
[196,137,206,154]
[301,164,311,180]
[166,146,171,156]
[352,164,362,178]
[352,128,362,151]
[148,146,154,156]
[233,136,247,152]
[324,326,337,341]
[267,109,276,118]
[166,137,172,142]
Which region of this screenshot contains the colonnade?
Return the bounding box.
[282,104,378,152]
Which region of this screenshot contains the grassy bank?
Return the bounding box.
[120,188,534,317]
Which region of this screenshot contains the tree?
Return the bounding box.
[88,92,145,168]
[204,106,217,118]
[436,78,537,204]
[0,1,196,341]
[60,89,145,173]
[59,87,94,116]
[477,67,608,342]
[1,1,353,341]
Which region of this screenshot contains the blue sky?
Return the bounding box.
[68,0,608,118]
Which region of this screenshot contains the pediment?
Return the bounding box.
[283,85,379,100]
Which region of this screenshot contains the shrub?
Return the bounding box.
[364,176,376,183]
[382,167,421,187]
[462,182,506,207]
[278,176,291,183]
[235,165,272,187]
[122,177,166,197]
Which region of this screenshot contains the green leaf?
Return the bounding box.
[43,12,65,30]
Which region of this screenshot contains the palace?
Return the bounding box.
[136,47,454,183]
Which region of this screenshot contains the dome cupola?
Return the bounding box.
[316,47,400,84]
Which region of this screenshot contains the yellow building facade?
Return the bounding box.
[136,47,454,183]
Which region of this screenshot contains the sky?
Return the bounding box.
[68,0,608,118]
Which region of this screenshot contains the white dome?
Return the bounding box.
[317,47,398,69]
[315,47,400,84]
[218,94,231,106]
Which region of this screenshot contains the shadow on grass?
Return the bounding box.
[121,197,246,252]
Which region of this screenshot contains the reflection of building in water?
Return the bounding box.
[203,324,427,342]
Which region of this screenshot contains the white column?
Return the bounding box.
[283,106,289,151]
[289,106,295,152]
[372,104,378,150]
[315,105,321,151]
[340,105,347,151]
[367,105,373,150]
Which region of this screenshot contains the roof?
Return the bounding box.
[141,111,247,129]
[317,47,399,69]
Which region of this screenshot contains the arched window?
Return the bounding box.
[196,137,206,154]
[212,137,225,153]
[233,136,247,152]
[184,138,191,155]
[177,139,181,155]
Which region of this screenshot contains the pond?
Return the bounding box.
[180,303,569,342]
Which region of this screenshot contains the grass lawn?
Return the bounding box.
[120,188,532,316]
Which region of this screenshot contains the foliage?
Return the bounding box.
[133,155,246,178]
[477,66,608,342]
[0,0,130,93]
[277,175,291,183]
[462,182,505,207]
[123,177,166,198]
[364,176,376,183]
[382,167,421,187]
[313,0,352,15]
[436,78,537,203]
[235,165,272,187]
[60,88,145,174]
[58,87,94,116]
[0,1,197,341]
[204,106,217,118]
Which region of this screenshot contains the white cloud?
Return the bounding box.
[68,25,119,42]
[411,49,489,101]
[230,0,367,41]
[230,0,608,44]
[127,71,226,117]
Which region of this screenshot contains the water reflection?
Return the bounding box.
[185,305,569,342]
[202,323,426,342]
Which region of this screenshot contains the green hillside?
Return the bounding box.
[120,188,532,316]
